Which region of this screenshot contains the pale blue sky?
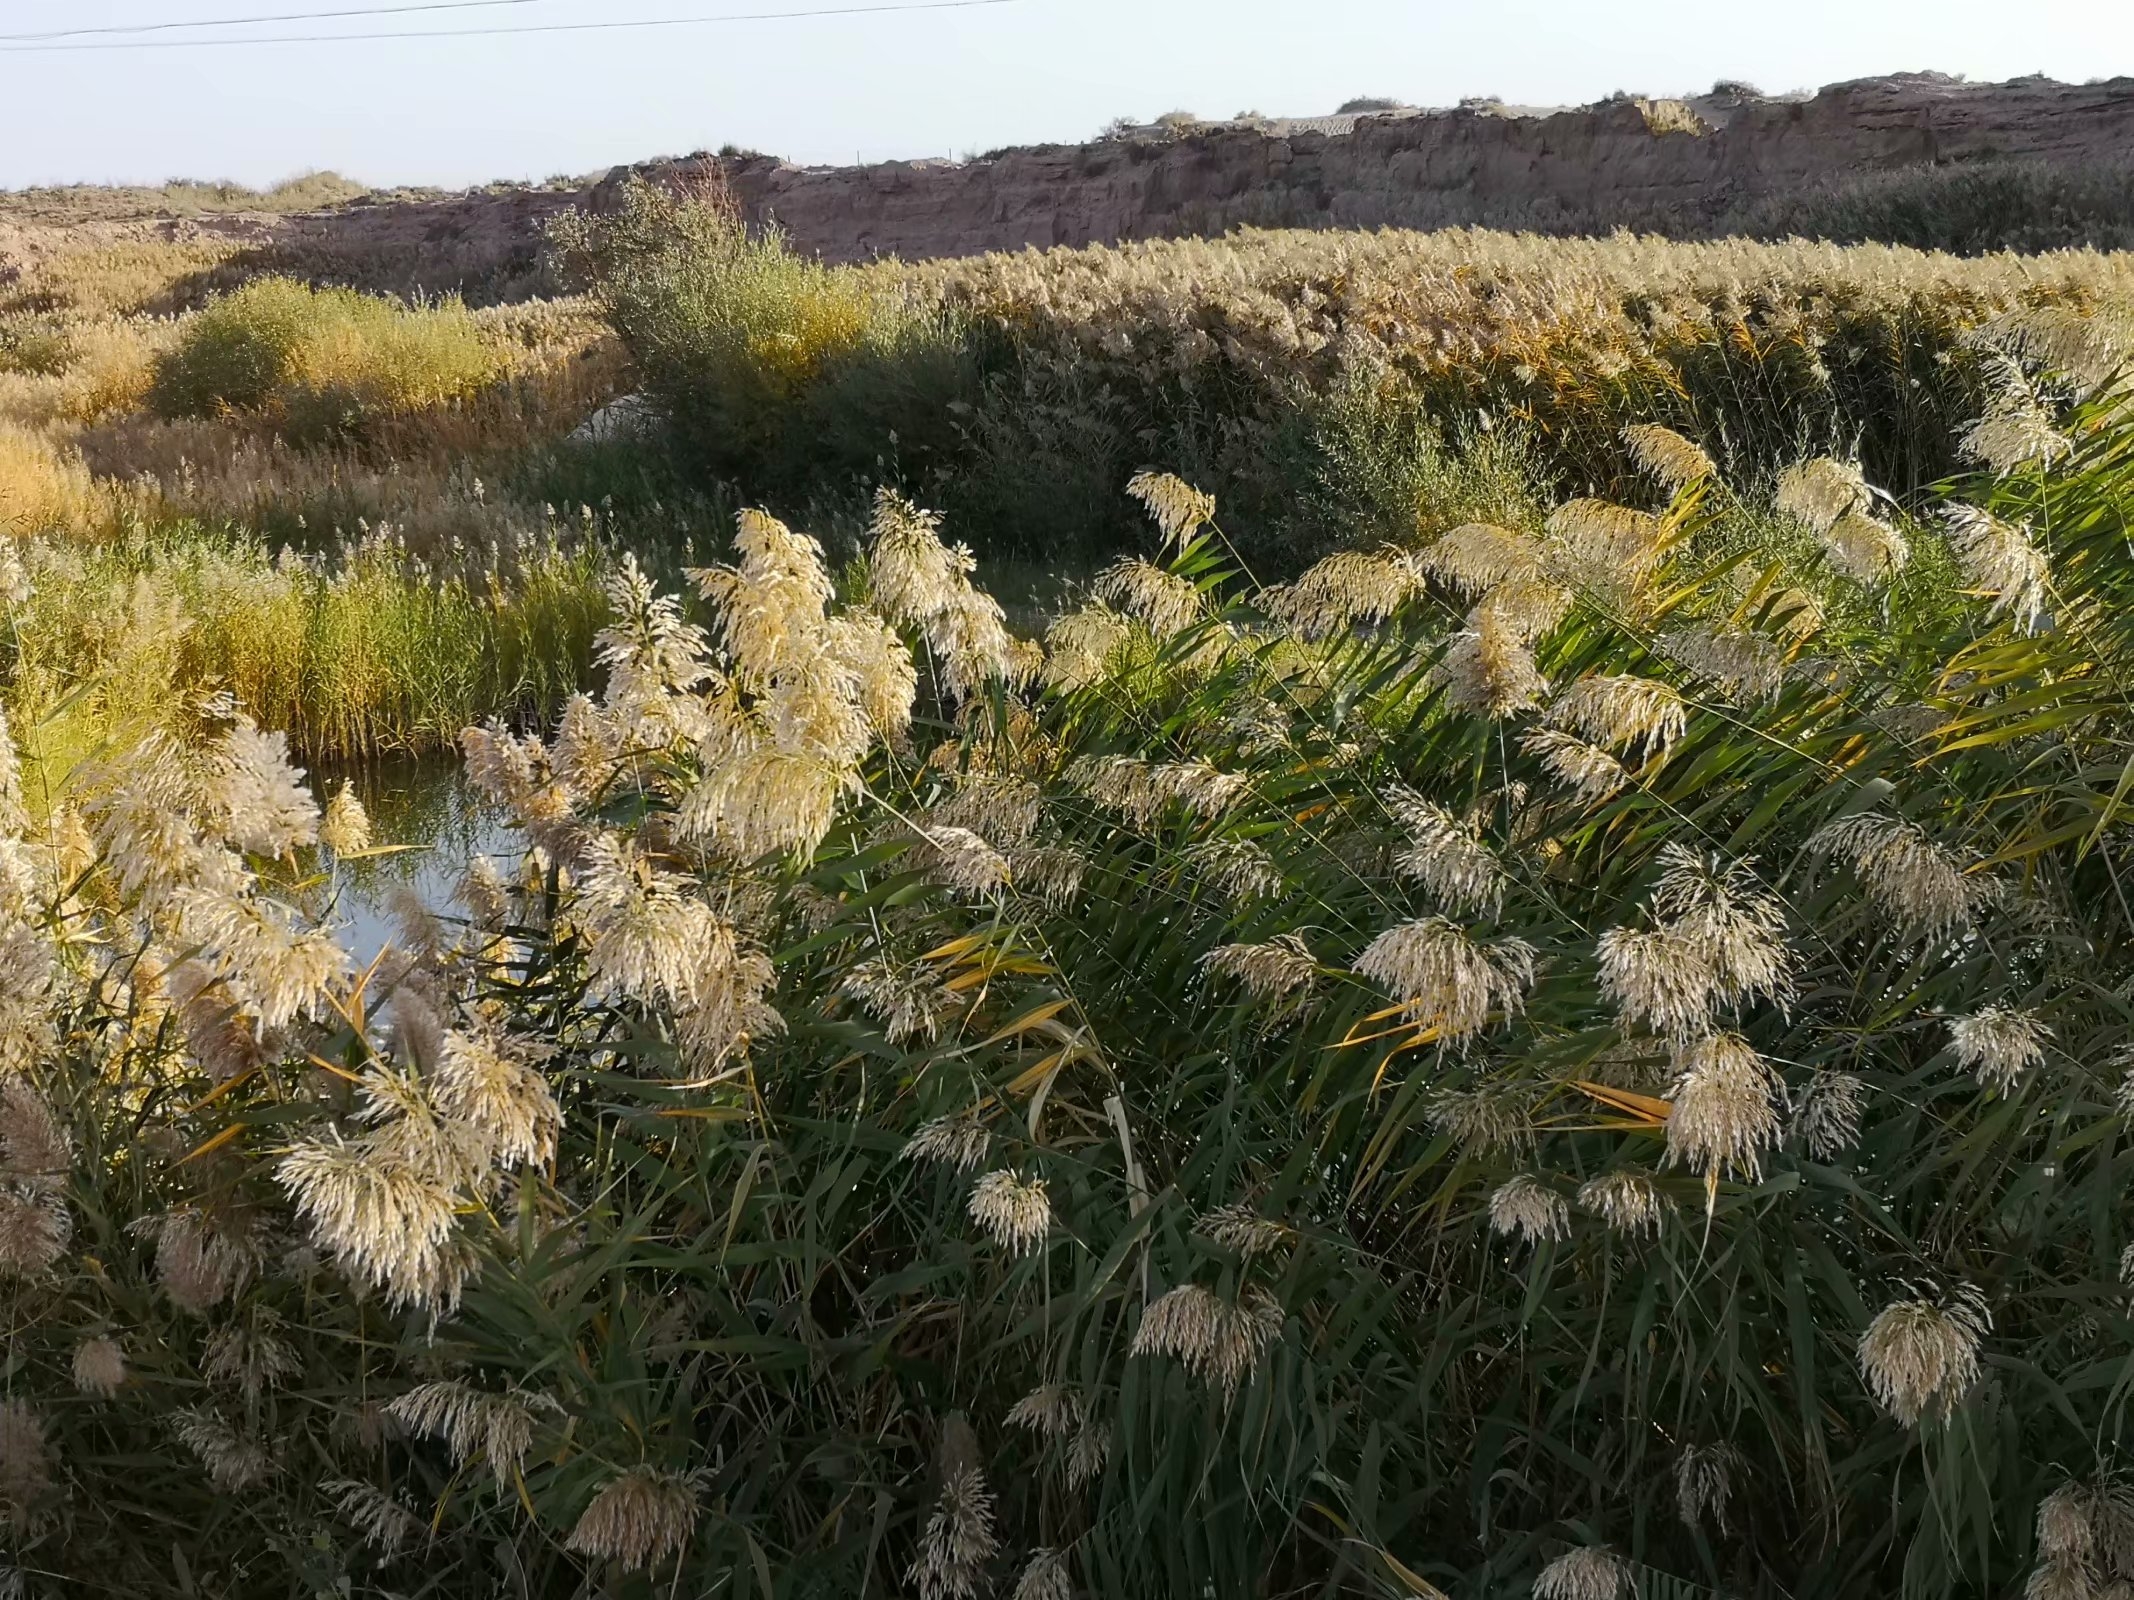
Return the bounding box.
[1,0,2130,190]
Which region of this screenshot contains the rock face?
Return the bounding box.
[600,73,2134,263]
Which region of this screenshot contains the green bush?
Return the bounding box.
[149,277,505,440]
[551,179,978,496]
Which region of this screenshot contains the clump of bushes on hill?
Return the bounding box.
[149,277,507,442]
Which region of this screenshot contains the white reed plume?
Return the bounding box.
[1260,548,1418,638]
[1093,557,1201,638]
[1521,728,1632,804]
[677,921,783,1074]
[901,1117,991,1173]
[0,1399,50,1521]
[320,781,373,857]
[1043,603,1136,691]
[175,888,348,1032]
[388,1380,554,1487]
[1775,458,1869,532]
[1808,812,1983,940]
[1435,605,1549,718]
[1792,1072,1866,1160]
[826,610,919,744]
[201,1310,300,1401]
[869,489,970,626]
[1202,932,1318,1002]
[1596,923,1719,1040]
[1858,1284,1989,1425]
[1196,1202,1293,1261]
[1665,1033,1783,1181]
[1131,1283,1284,1400]
[566,1466,701,1571]
[71,1335,127,1398]
[1386,788,1506,915]
[1180,837,1284,904]
[170,1406,272,1490]
[1126,469,1216,550]
[1649,843,1795,1010]
[1622,423,1715,490]
[1658,627,1782,703]
[1012,1548,1074,1600]
[0,1184,68,1278]
[210,716,320,858]
[1533,1544,1631,1600]
[276,1134,466,1313]
[1578,1170,1675,1236]
[968,1170,1051,1256]
[931,774,1042,847]
[1823,510,1911,583]
[1426,1085,1534,1155]
[692,509,834,687]
[1488,1175,1570,1244]
[325,1478,425,1558]
[1948,1005,2052,1091]
[433,1025,561,1169]
[1004,1383,1084,1440]
[910,1460,999,1600]
[682,745,855,862]
[840,960,963,1044]
[1546,498,1668,598]
[1942,504,2051,631]
[1414,521,1546,597]
[571,831,715,1004]
[143,1209,255,1315]
[1675,1444,1738,1532]
[1355,917,1537,1045]
[1546,674,1688,758]
[918,825,1011,895]
[1009,844,1088,907]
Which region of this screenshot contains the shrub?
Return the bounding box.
[148,277,506,440]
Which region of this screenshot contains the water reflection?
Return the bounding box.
[316,757,518,966]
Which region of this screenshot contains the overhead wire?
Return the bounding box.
[0,0,1021,51]
[0,0,536,44]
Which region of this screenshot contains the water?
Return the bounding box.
[316,756,517,966]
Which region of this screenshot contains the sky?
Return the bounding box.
[1,0,2131,190]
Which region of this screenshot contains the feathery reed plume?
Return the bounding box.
[869,489,968,626]
[325,1478,425,1558]
[1435,605,1549,718]
[170,1406,272,1490]
[901,1116,991,1173]
[0,1183,68,1277]
[1942,504,2051,631]
[1578,1170,1674,1236]
[1427,1084,1534,1155]
[176,888,348,1031]
[1043,604,1135,691]
[276,1134,467,1312]
[1960,360,2072,476]
[931,774,1042,847]
[319,781,373,856]
[1067,1417,1111,1488]
[1546,674,1687,758]
[1004,1383,1083,1440]
[201,1309,300,1400]
[1008,843,1088,907]
[1675,1445,1738,1532]
[433,1025,561,1168]
[1180,837,1283,903]
[1823,510,1911,583]
[1948,1005,2051,1091]
[1546,498,1667,598]
[1488,1175,1569,1244]
[840,959,962,1044]
[1260,549,1417,638]
[1126,470,1215,550]
[1650,844,1795,1009]
[1196,1201,1292,1260]
[1858,1284,1989,1425]
[1386,788,1506,914]
[1665,1033,1782,1181]
[71,1335,127,1398]
[1622,423,1714,490]
[1012,1548,1074,1600]
[210,716,321,858]
[1131,1283,1284,1400]
[1093,557,1201,638]
[1596,923,1719,1040]
[1792,1072,1865,1160]
[1807,812,1982,940]
[1658,627,1782,703]
[0,1399,49,1524]
[1520,727,1631,803]
[388,1380,550,1487]
[1415,521,1546,597]
[144,1209,255,1314]
[967,1170,1051,1256]
[1775,458,1869,532]
[566,1466,700,1571]
[910,1416,998,1600]
[1355,917,1536,1045]
[1201,932,1318,1001]
[1534,1545,1631,1600]
[918,825,1011,895]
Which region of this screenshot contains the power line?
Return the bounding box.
[0,0,534,45]
[0,0,1020,51]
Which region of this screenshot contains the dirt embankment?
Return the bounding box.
[8,71,2134,306]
